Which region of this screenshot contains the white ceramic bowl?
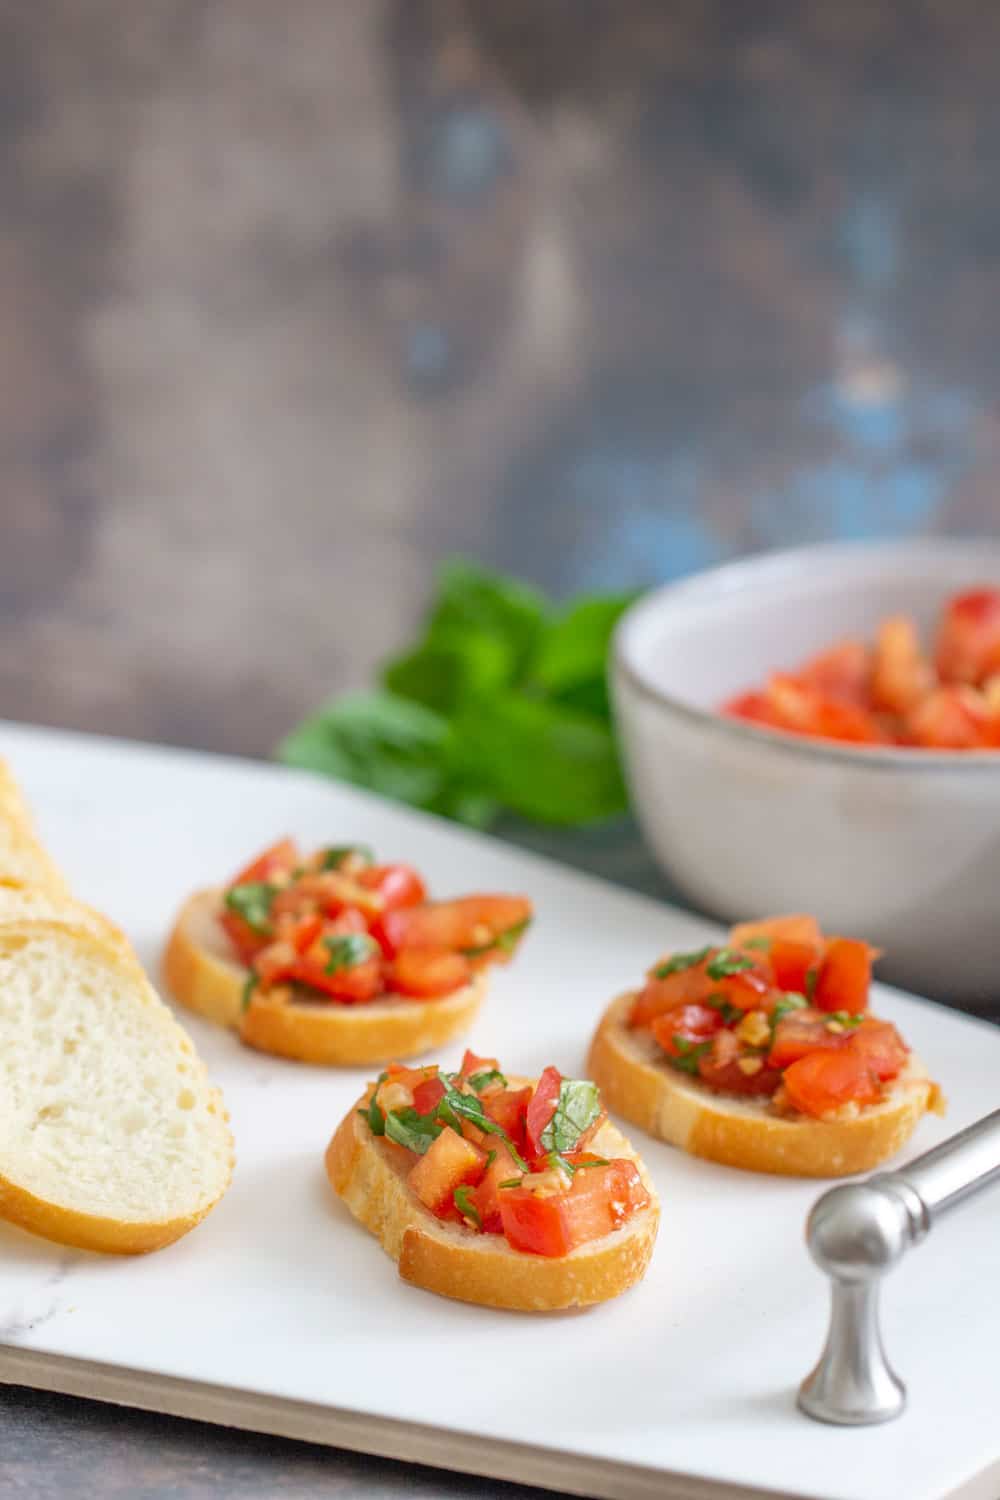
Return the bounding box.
[613,538,1000,1002]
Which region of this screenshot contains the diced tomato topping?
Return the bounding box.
[813,938,872,1014]
[499,1159,650,1257]
[631,961,713,1027]
[524,1066,562,1159]
[848,1018,908,1081]
[697,1054,784,1095]
[458,1050,500,1083]
[356,863,427,911]
[287,948,383,1002]
[375,896,532,961]
[712,963,771,1012]
[729,914,824,950]
[765,940,818,994]
[218,908,267,966]
[782,1048,881,1118]
[650,1002,723,1059]
[229,838,298,888]
[411,1076,447,1115]
[471,1143,521,1232]
[768,1013,845,1069]
[935,588,1000,686]
[482,1086,532,1155]
[390,947,472,997]
[407,1127,486,1218]
[798,640,871,704]
[906,686,990,749]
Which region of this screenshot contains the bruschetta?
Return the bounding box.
[163,839,532,1065]
[326,1050,659,1309]
[588,915,944,1178]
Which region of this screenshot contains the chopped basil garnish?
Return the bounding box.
[828,1010,864,1028]
[546,1150,575,1177]
[225,882,276,935]
[575,1157,611,1169]
[461,917,532,960]
[498,1178,522,1190]
[468,1068,507,1093]
[323,932,377,974]
[805,966,819,1001]
[705,992,742,1024]
[367,1095,386,1136]
[706,948,757,980]
[744,935,773,952]
[669,1037,712,1075]
[321,844,375,870]
[539,1079,602,1155]
[453,1186,481,1228]
[436,1074,529,1169]
[771,993,809,1024]
[240,973,259,1011]
[485,1149,497,1169]
[652,945,711,979]
[384,1106,442,1154]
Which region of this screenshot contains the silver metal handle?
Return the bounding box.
[798,1108,1000,1426]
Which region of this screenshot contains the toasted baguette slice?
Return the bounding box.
[0,921,234,1253]
[0,758,70,896]
[326,1078,659,1310]
[0,879,135,959]
[588,993,944,1178]
[163,889,488,1065]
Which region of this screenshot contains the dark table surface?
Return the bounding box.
[4,1,1000,1494]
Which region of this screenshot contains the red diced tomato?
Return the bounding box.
[651,1002,723,1059]
[848,1018,908,1081]
[390,947,472,997]
[411,1076,447,1115]
[782,1048,881,1117]
[768,1013,845,1069]
[935,588,1000,686]
[767,940,821,994]
[631,961,712,1027]
[525,1066,562,1158]
[799,640,871,703]
[499,1159,650,1257]
[356,863,427,911]
[906,686,990,749]
[729,914,824,951]
[712,964,771,1012]
[472,1143,521,1232]
[218,908,267,966]
[482,1086,532,1154]
[229,838,298,888]
[407,1128,486,1218]
[375,896,532,960]
[458,1049,499,1082]
[813,938,872,1014]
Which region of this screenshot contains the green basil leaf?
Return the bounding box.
[653,946,711,979]
[383,630,515,717]
[320,845,374,869]
[468,1069,508,1093]
[805,966,819,1001]
[323,933,377,974]
[744,935,773,952]
[277,692,455,810]
[452,1185,482,1228]
[705,993,743,1024]
[425,558,547,671]
[530,593,638,711]
[706,948,757,980]
[366,1095,386,1137]
[668,1037,712,1076]
[498,1178,522,1190]
[224,882,276,936]
[437,1076,528,1170]
[827,1009,864,1028]
[540,1079,602,1155]
[240,974,259,1011]
[384,1107,442,1154]
[451,694,626,826]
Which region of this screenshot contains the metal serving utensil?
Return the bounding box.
[798,1108,1000,1425]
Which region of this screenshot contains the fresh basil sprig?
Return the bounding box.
[652,945,711,980]
[468,1068,508,1093]
[706,948,757,980]
[224,882,277,935]
[539,1079,602,1155]
[323,933,377,974]
[669,1037,712,1075]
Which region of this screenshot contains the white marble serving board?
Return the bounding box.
[1,721,999,1500]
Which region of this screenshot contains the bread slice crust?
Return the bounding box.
[326,1077,660,1310]
[588,992,943,1178]
[164,888,489,1065]
[0,920,234,1254]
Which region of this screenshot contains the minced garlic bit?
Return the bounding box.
[826,1020,845,1035]
[469,923,492,947]
[378,1081,413,1114]
[735,1010,771,1048]
[737,1056,764,1077]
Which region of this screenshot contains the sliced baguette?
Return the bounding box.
[588,992,943,1178]
[0,879,135,960]
[0,920,234,1253]
[164,888,488,1066]
[0,805,70,897]
[326,1077,659,1310]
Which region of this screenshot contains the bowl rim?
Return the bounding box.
[613,536,1000,774]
